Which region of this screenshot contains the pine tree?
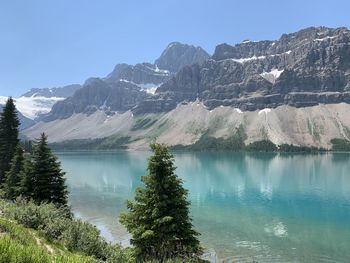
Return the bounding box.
[0,97,20,184]
[120,143,202,262]
[19,158,35,199]
[31,133,68,206]
[3,145,25,199]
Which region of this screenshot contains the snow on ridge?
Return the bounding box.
[235,108,243,113]
[314,36,336,42]
[119,79,160,94]
[231,55,266,63]
[144,65,170,75]
[0,96,8,105]
[258,108,271,115]
[0,95,65,119]
[15,96,65,119]
[227,50,292,64]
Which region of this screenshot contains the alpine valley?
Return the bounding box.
[8,27,350,150]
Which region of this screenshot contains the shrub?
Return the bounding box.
[0,199,70,241]
[62,219,109,259]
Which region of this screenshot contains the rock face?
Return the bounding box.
[42,42,210,120]
[155,42,210,73]
[44,78,148,121]
[105,63,170,85]
[21,84,81,98]
[135,27,350,113]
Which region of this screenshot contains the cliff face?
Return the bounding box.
[41,42,210,120]
[44,78,148,121]
[135,27,350,113]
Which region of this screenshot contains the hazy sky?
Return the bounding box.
[1,0,349,97]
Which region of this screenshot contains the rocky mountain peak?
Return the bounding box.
[21,84,81,98]
[135,26,350,113]
[155,42,210,73]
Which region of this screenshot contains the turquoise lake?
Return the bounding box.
[57,151,350,262]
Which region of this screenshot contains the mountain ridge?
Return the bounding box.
[17,26,350,149]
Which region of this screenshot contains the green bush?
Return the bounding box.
[63,219,109,259]
[0,199,70,241]
[0,199,133,261]
[0,199,190,262]
[0,217,98,263]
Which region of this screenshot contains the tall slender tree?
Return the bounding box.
[31,133,68,206]
[0,97,20,184]
[120,143,202,262]
[3,145,25,199]
[19,157,35,199]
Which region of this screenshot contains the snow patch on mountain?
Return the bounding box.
[120,79,160,94]
[260,69,284,83]
[314,36,336,41]
[0,95,64,119]
[231,55,266,63]
[259,108,271,115]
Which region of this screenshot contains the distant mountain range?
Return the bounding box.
[5,27,350,149]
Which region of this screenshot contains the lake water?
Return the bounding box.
[57,151,350,262]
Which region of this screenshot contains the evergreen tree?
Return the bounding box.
[3,145,25,199]
[120,143,202,262]
[19,157,35,199]
[31,133,68,206]
[0,97,20,184]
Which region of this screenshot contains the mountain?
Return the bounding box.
[155,42,210,72]
[135,27,350,113]
[23,28,350,149]
[42,42,210,121]
[21,84,81,98]
[0,84,81,123]
[44,78,147,121]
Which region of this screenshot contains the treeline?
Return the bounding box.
[330,138,350,151]
[0,98,67,205]
[172,125,246,151]
[49,136,131,151]
[172,132,327,153]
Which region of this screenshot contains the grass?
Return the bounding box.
[0,217,97,263]
[0,199,132,262]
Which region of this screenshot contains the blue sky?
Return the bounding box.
[0,0,349,97]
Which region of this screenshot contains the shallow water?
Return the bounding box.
[57,151,350,262]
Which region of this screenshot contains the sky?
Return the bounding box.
[0,0,349,97]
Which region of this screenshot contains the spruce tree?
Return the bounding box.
[0,97,20,184]
[3,145,25,199]
[31,133,68,206]
[120,143,202,262]
[19,158,35,199]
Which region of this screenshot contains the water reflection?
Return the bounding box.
[57,151,350,262]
